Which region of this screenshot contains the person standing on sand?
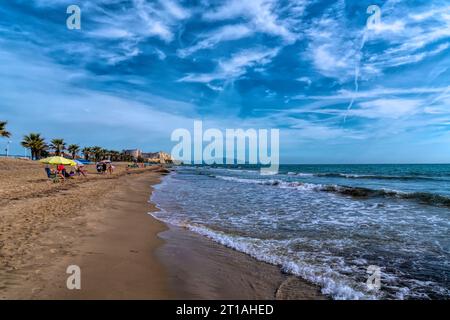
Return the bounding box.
[44,164,51,178]
[107,163,114,175]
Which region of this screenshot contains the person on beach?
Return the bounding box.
[57,164,67,178]
[44,164,52,178]
[96,163,103,174]
[107,163,114,174]
[53,165,65,181]
[76,165,87,177]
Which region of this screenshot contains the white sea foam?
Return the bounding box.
[296,173,315,177]
[148,213,376,300]
[149,167,450,300]
[214,175,323,191]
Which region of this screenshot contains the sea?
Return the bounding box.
[151,164,450,300]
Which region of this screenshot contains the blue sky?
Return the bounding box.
[0,0,449,163]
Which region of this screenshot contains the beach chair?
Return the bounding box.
[45,168,62,183]
[48,172,62,183]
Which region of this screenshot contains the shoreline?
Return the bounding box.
[1,158,324,299]
[1,160,173,299]
[151,173,325,300]
[28,171,173,299]
[156,225,325,299]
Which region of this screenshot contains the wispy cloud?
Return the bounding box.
[293,86,450,100]
[179,47,280,83]
[177,24,254,57]
[301,0,450,83]
[350,99,423,119]
[202,0,300,43]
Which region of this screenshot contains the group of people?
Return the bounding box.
[96,161,114,174]
[44,160,116,182]
[45,164,87,181]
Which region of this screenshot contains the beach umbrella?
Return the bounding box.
[39,156,77,166]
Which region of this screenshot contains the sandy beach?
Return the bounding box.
[0,158,323,300]
[0,158,173,299]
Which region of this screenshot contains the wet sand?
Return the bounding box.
[157,226,325,299]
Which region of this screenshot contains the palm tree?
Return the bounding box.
[67,144,80,159]
[0,121,11,138]
[50,139,66,156]
[82,147,91,161]
[104,149,116,161]
[109,150,120,161]
[91,146,103,162]
[21,133,47,160]
[120,151,133,162]
[100,148,109,161]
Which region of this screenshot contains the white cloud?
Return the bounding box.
[350,99,423,119]
[154,48,167,60]
[53,0,191,66]
[303,5,363,81]
[84,0,191,63]
[88,28,133,39]
[300,0,450,82]
[160,0,191,20]
[409,5,450,22]
[179,47,280,83]
[294,86,450,100]
[363,2,450,70]
[202,0,298,43]
[296,76,312,86]
[0,45,199,152]
[289,121,357,140]
[177,24,254,57]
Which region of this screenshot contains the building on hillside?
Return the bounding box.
[142,151,173,164]
[123,149,142,160]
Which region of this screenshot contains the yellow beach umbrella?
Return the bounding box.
[39,156,77,166]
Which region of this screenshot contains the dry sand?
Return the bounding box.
[0,157,324,300]
[0,158,171,299]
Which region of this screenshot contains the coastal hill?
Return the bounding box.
[122,149,173,163]
[143,151,173,164]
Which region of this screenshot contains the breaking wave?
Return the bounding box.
[214,175,450,208]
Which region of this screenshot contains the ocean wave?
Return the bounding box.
[215,175,282,186]
[283,171,442,181]
[149,213,374,300]
[293,172,315,177]
[213,175,450,208]
[314,173,441,181]
[320,185,450,207]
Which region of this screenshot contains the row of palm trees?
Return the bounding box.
[81,147,135,162]
[1,121,135,162]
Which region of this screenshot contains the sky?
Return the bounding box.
[0,0,449,164]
